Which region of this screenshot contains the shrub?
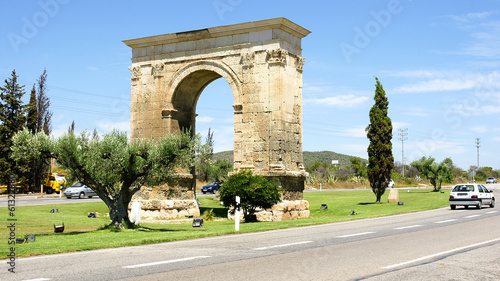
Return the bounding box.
[218,170,282,222]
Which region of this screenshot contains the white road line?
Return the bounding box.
[394,225,423,230]
[122,256,211,269]
[486,211,498,214]
[434,219,457,224]
[337,232,375,238]
[464,215,481,219]
[22,279,51,281]
[253,240,313,250]
[382,237,500,269]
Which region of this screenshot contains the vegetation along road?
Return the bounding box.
[3,184,498,280]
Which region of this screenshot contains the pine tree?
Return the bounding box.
[0,70,26,181]
[366,77,394,202]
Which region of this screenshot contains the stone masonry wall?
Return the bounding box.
[228,200,310,222]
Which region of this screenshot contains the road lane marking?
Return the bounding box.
[382,237,500,269]
[122,256,211,269]
[337,232,375,238]
[434,219,457,224]
[22,279,51,281]
[253,240,313,250]
[486,211,498,214]
[464,215,481,219]
[394,225,423,230]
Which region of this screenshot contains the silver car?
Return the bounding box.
[63,182,97,199]
[486,177,497,184]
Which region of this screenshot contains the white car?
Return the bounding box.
[388,179,395,188]
[63,182,97,199]
[449,183,495,210]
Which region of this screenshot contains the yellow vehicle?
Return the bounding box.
[0,181,29,194]
[44,173,67,194]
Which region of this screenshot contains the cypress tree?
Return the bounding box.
[36,69,52,135]
[366,77,394,202]
[0,70,26,181]
[26,84,38,133]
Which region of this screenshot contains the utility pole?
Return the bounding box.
[398,128,408,178]
[476,138,480,169]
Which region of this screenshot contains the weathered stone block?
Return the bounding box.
[256,211,273,222]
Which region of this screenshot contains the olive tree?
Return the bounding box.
[11,128,197,229]
[411,156,452,191]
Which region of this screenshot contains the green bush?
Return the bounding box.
[218,170,282,222]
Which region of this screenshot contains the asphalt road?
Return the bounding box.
[0,195,102,206]
[4,190,499,280]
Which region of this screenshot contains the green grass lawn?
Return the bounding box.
[1,189,450,257]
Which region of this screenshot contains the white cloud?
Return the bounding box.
[395,78,476,93]
[305,94,369,107]
[408,140,469,158]
[393,71,500,94]
[390,70,449,78]
[392,122,411,132]
[445,11,500,58]
[481,105,500,114]
[196,116,215,123]
[96,121,130,133]
[447,11,496,24]
[470,125,488,133]
[340,127,367,138]
[405,107,431,117]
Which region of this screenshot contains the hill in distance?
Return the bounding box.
[213,151,365,167]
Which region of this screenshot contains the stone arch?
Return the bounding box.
[166,60,242,132]
[124,18,312,221]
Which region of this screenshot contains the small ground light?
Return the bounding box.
[54,223,65,233]
[350,210,357,215]
[50,209,58,213]
[27,235,36,242]
[192,218,204,228]
[320,204,328,210]
[16,237,26,244]
[88,212,96,218]
[398,202,404,205]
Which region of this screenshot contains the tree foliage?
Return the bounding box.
[26,85,38,133]
[350,156,368,178]
[11,128,197,229]
[218,170,282,222]
[196,128,215,182]
[36,69,52,135]
[366,77,394,202]
[0,70,26,181]
[207,159,233,183]
[411,156,453,191]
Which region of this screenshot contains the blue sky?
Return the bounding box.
[1,0,499,170]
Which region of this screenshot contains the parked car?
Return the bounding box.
[388,179,395,188]
[63,182,97,199]
[201,181,221,194]
[486,177,497,184]
[449,183,495,210]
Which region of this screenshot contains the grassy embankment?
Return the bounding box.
[1,189,450,257]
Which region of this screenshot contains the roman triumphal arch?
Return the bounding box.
[124,18,311,221]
